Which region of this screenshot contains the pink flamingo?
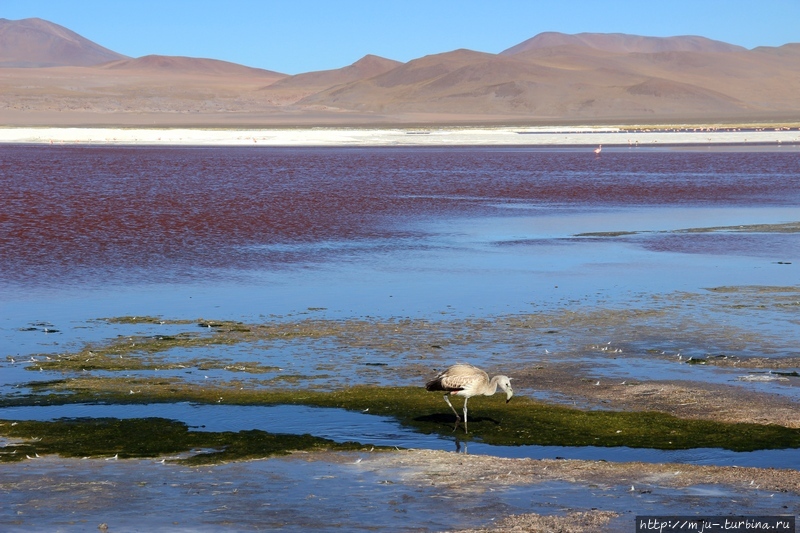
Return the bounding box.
[593,144,602,155]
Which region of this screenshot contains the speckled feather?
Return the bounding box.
[426,364,493,396]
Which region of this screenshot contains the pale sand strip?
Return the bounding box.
[1,126,799,146]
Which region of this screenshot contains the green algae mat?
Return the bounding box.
[0,417,367,465]
[3,300,799,464]
[2,384,799,464]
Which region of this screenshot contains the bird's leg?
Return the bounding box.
[463,397,469,433]
[443,394,461,431]
[443,394,460,419]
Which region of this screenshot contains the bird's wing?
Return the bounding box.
[425,368,460,391]
[425,377,461,392]
[428,364,487,392]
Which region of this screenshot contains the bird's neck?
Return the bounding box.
[486,376,502,395]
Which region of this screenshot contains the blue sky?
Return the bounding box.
[4,0,799,74]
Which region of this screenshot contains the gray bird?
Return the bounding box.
[425,363,513,433]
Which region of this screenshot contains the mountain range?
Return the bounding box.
[2,17,799,126]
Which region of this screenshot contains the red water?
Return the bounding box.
[1,145,798,284]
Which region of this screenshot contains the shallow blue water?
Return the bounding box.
[2,403,798,469]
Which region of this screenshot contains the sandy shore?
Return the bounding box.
[1,125,800,146]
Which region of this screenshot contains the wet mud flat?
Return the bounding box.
[0,450,797,532]
[1,283,799,531]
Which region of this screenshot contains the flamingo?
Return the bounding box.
[425,363,513,433]
[593,144,602,155]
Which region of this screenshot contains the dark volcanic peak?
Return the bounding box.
[502,32,747,56]
[0,17,128,67]
[99,54,285,77]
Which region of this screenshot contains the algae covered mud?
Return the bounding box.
[1,145,799,531]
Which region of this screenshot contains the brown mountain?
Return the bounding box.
[0,19,287,126]
[296,49,566,114]
[297,33,800,122]
[0,17,127,67]
[259,54,402,105]
[500,32,746,55]
[1,21,799,126]
[268,54,402,89]
[100,54,283,78]
[752,43,800,56]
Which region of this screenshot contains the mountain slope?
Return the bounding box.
[0,17,127,67]
[100,54,284,79]
[268,54,401,89]
[501,32,747,55]
[259,54,401,104]
[1,21,799,125]
[296,33,799,120]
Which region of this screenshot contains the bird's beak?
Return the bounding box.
[506,389,513,403]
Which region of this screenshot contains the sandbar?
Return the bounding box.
[1,125,800,147]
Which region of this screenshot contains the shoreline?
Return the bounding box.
[2,125,800,147]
